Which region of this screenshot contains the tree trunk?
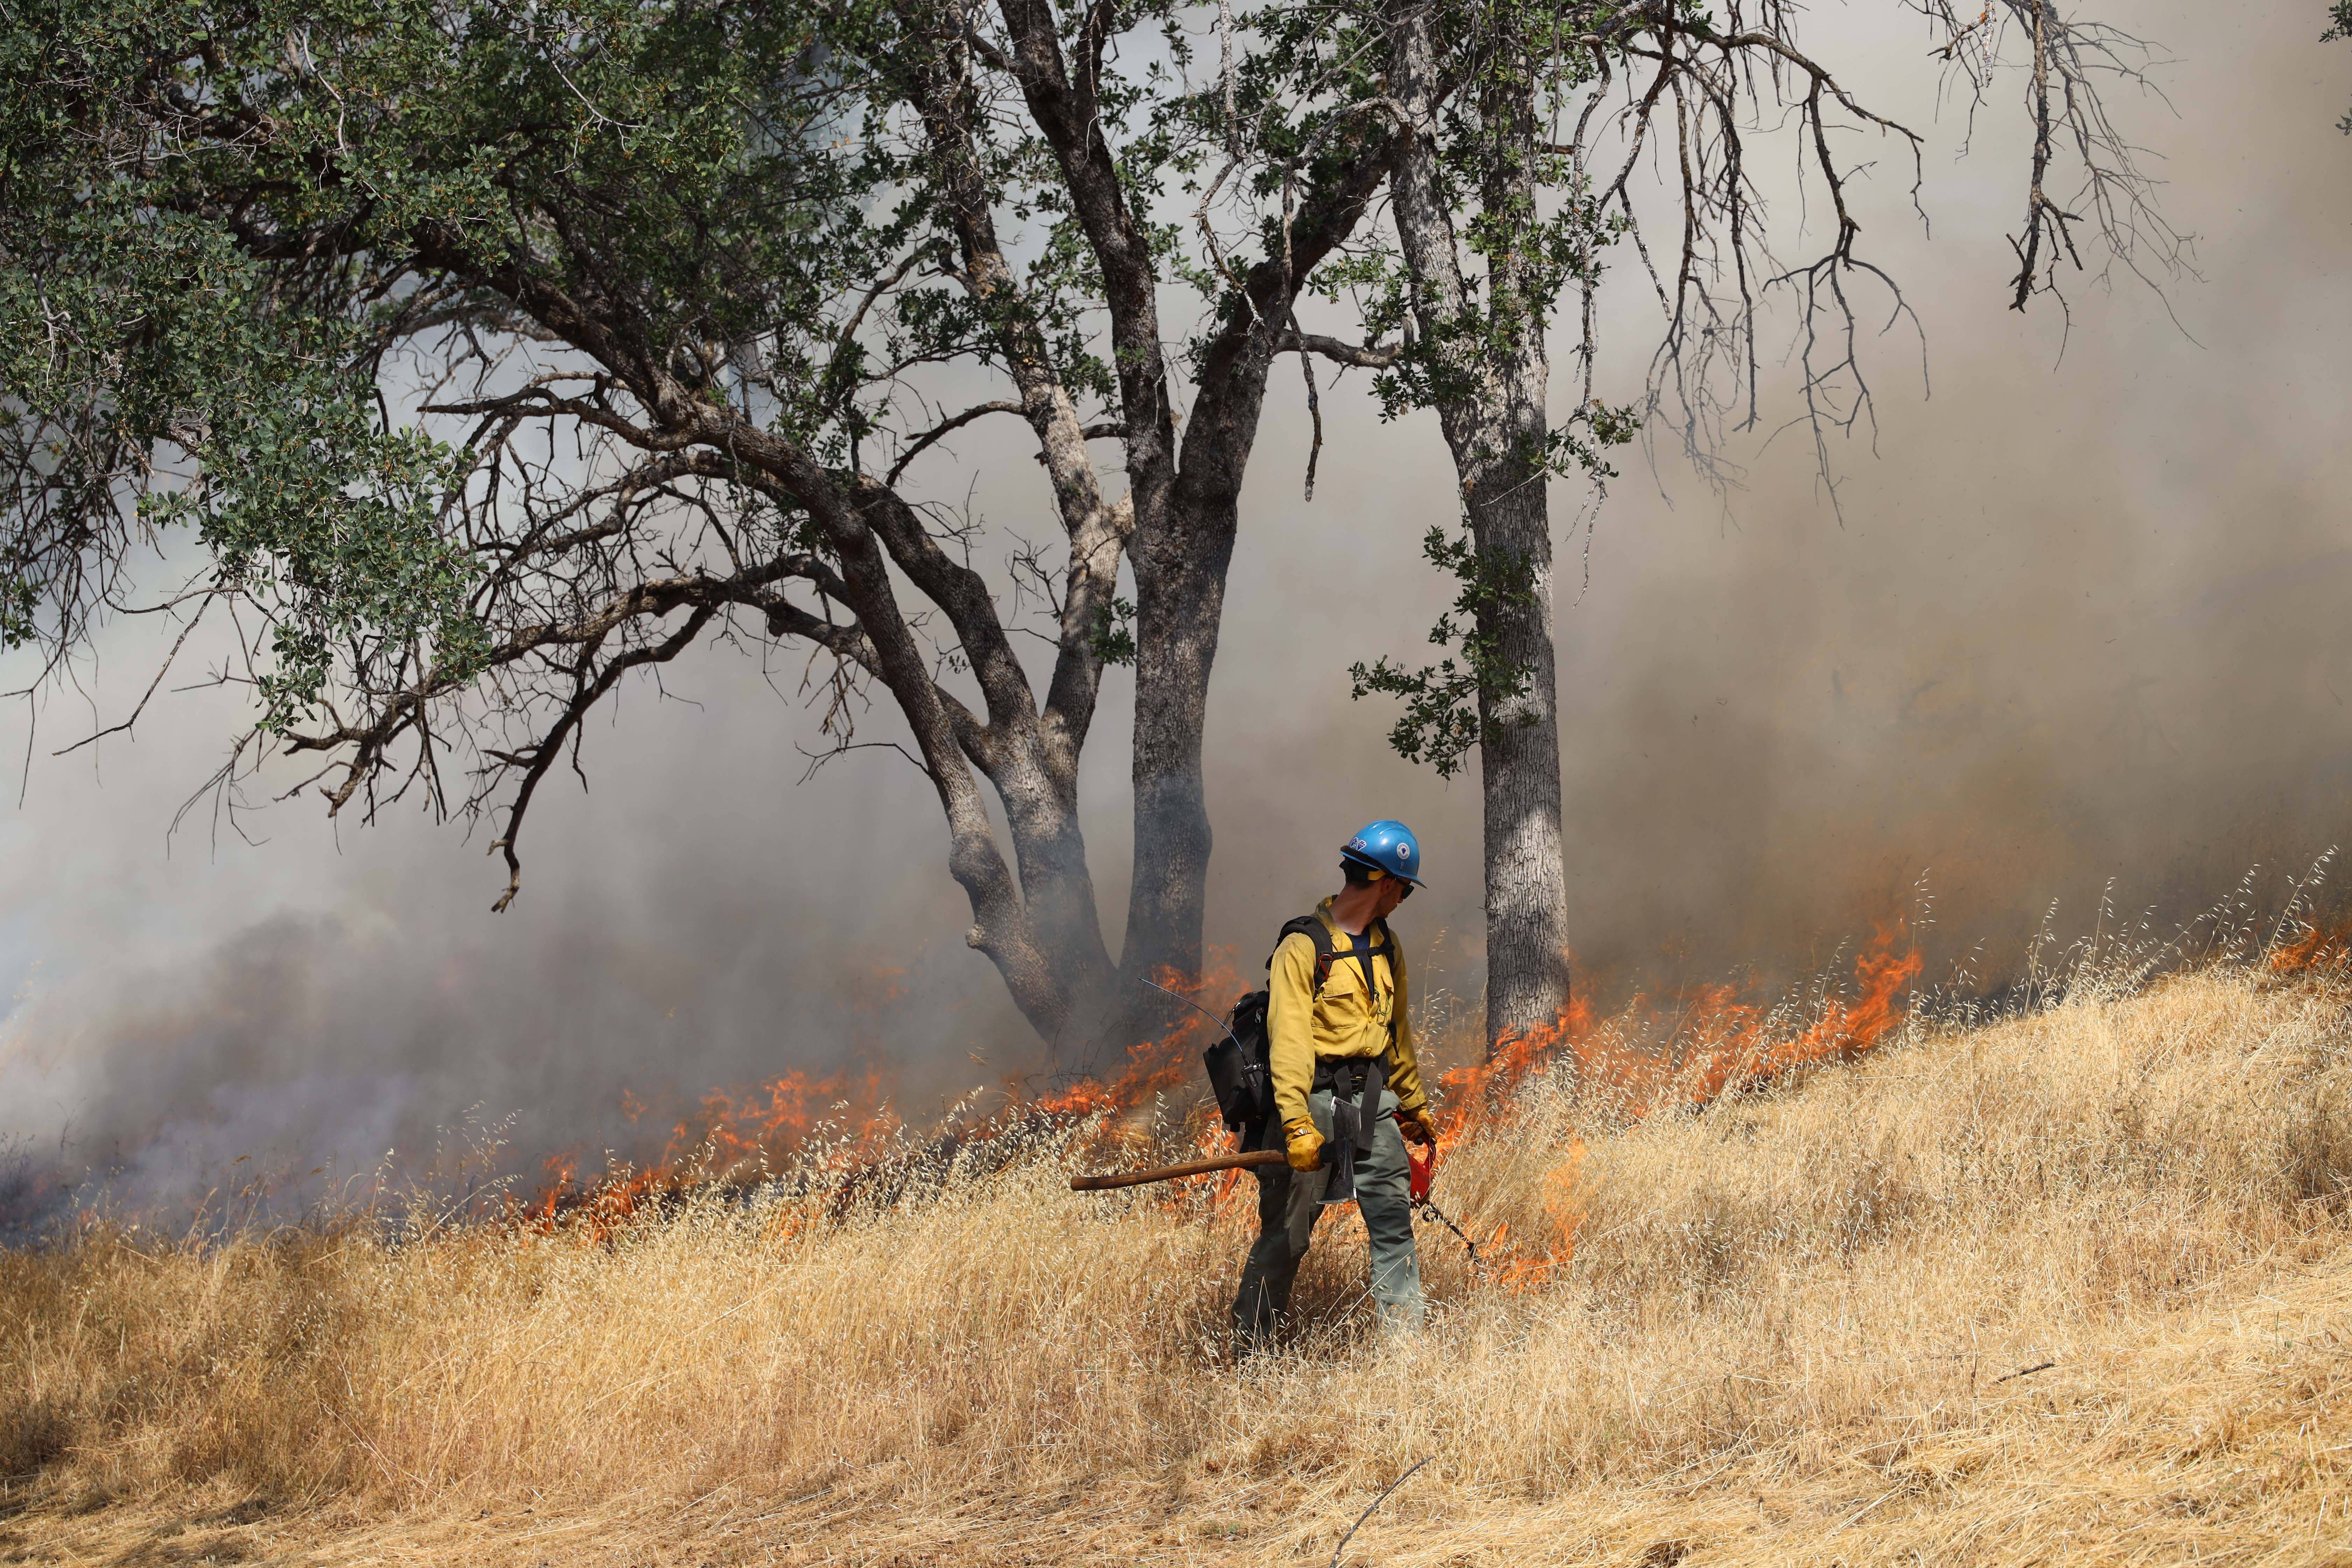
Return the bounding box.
[1112,135,1399,1058]
[1123,525,1224,1006]
[982,751,1120,1053]
[1386,0,1573,1058]
[1464,437,1572,1052]
[986,0,1397,1064]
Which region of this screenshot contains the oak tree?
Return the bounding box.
[1270,0,2186,1054]
[1,0,2188,1072]
[1,0,1401,1066]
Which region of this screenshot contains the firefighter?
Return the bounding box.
[1231,820,1438,1348]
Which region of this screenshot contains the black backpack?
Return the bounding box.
[1203,913,1395,1141]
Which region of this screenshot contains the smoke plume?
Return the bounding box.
[4,1,2347,1219]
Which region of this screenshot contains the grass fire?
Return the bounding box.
[5,916,2348,1565]
[4,1,2350,1562]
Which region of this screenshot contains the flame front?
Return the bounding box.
[514,951,1248,1234]
[1439,918,1924,1289]
[514,925,1925,1265]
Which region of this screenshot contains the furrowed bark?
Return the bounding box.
[991,0,1393,1063]
[1125,127,1398,1009]
[1387,0,1572,1059]
[1465,465,1571,1055]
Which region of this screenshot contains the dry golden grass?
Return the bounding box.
[5,963,2352,1566]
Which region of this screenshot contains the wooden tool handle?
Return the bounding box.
[1069,1148,1286,1191]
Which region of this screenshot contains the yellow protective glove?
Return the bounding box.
[1396,1106,1437,1147]
[1284,1121,1326,1172]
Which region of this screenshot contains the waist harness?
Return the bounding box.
[1312,1054,1387,1097]
[1316,1051,1385,1207]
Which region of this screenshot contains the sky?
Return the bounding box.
[3,1,2347,1219]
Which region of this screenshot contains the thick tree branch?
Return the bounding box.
[1281,331,1398,369]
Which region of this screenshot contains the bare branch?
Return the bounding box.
[489,604,716,912]
[50,591,219,757]
[886,400,1024,485]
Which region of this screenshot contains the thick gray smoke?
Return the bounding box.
[4,2,2347,1220]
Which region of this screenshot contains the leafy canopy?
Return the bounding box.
[0,0,1057,736]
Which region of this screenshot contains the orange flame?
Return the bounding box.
[1671,917,1924,1107]
[512,923,1923,1260]
[1490,1141,1589,1292]
[512,951,1250,1235]
[2270,917,2352,976]
[1034,949,1244,1128]
[1437,920,1922,1290]
[1441,918,1921,1119]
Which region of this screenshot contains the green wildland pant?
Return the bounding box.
[1230,1084,1424,1346]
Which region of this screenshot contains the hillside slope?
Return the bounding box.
[5,966,2350,1566]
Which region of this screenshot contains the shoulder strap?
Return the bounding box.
[1370,918,1402,1045]
[1269,913,1339,996]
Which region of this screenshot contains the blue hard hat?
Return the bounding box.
[1341,820,1425,886]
